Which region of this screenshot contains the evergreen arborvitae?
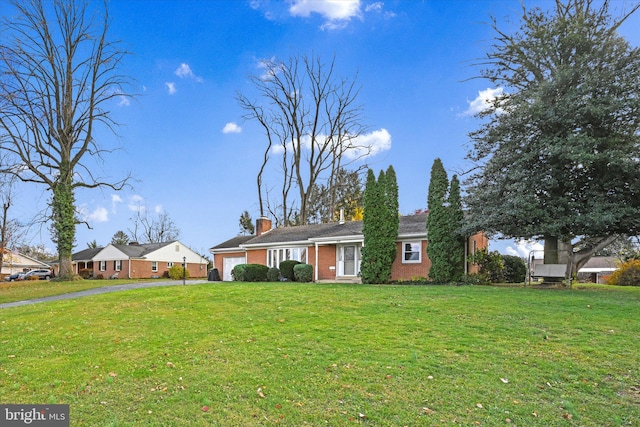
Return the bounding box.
[426,158,452,282]
[383,165,399,267]
[448,174,465,281]
[361,169,383,284]
[361,166,399,284]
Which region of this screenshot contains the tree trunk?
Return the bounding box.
[0,201,8,275]
[52,175,76,279]
[543,234,559,264]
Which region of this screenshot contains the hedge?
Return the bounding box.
[293,264,313,282]
[279,260,301,281]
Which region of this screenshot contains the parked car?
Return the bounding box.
[23,269,52,280]
[4,272,25,282]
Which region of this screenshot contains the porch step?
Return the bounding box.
[316,278,362,284]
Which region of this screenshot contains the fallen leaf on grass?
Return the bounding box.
[257,387,266,398]
[422,407,436,415]
[166,362,175,368]
[201,406,209,412]
[109,372,118,378]
[562,413,573,419]
[476,403,483,409]
[500,378,509,383]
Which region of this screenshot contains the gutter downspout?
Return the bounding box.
[464,238,468,275]
[315,242,319,282]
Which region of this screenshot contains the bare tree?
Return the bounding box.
[0,0,132,279]
[0,173,19,274]
[237,54,369,226]
[129,208,180,244]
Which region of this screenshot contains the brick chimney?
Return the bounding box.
[256,217,272,236]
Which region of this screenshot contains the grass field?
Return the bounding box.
[0,278,168,305]
[0,282,638,426]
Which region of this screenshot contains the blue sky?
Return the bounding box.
[4,0,640,258]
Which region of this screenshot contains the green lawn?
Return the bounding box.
[0,278,170,304]
[1,282,638,426]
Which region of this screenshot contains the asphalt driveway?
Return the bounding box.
[0,279,209,309]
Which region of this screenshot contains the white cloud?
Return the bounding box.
[128,195,145,212]
[505,239,544,258]
[154,204,163,214]
[175,63,203,82]
[464,87,504,116]
[270,128,392,160]
[289,0,361,29]
[222,122,242,134]
[365,2,382,12]
[117,95,130,107]
[344,128,392,160]
[165,82,177,95]
[80,206,109,223]
[111,194,123,213]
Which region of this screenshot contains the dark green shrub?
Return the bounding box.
[607,260,640,286]
[279,260,301,281]
[96,274,104,280]
[472,249,505,283]
[267,267,280,282]
[243,264,269,282]
[231,264,248,281]
[168,265,189,280]
[502,255,527,283]
[293,264,313,282]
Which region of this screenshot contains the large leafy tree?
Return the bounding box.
[0,0,132,279]
[306,168,364,224]
[465,0,640,276]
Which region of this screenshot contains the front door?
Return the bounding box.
[338,245,359,277]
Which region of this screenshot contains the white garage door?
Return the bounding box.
[223,257,246,281]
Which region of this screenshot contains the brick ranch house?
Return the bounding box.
[210,214,488,282]
[63,241,208,279]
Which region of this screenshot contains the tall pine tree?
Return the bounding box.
[383,166,400,268]
[426,159,453,282]
[361,166,399,284]
[447,175,465,281]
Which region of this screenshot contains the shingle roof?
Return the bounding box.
[113,241,176,258]
[71,241,178,260]
[72,247,104,261]
[210,235,255,250]
[212,214,428,249]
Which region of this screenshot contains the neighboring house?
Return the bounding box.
[210,214,488,282]
[64,241,208,279]
[577,256,618,284]
[0,249,51,275]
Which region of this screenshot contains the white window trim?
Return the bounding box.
[151,261,158,272]
[99,261,107,271]
[114,260,122,271]
[402,241,422,264]
[266,246,308,268]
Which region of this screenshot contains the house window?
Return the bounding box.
[175,244,180,252]
[99,261,107,271]
[403,241,421,263]
[267,247,307,268]
[114,260,122,271]
[151,261,158,272]
[168,262,173,268]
